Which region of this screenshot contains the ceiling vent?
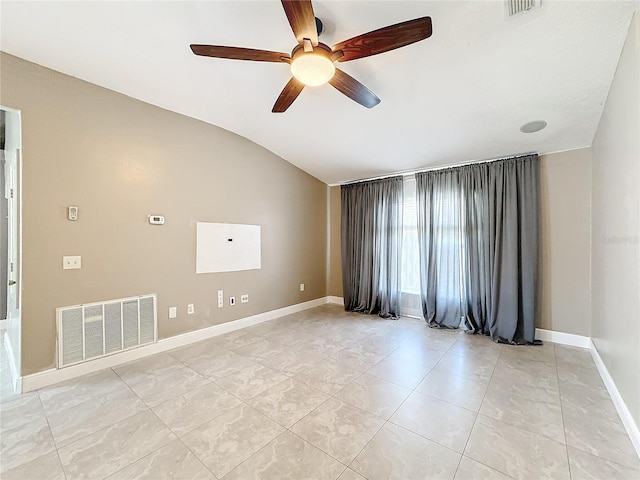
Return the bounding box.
[505,0,541,17]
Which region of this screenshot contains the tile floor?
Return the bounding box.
[1,304,639,479]
[1,329,18,402]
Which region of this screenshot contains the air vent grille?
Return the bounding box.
[57,294,157,368]
[505,0,541,17]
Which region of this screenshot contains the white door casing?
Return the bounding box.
[3,107,22,393]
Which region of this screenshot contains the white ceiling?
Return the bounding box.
[1,1,638,184]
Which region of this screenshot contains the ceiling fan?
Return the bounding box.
[190,0,432,113]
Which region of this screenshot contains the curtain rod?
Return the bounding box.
[339,151,538,186]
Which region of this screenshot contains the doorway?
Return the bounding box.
[1,106,22,397]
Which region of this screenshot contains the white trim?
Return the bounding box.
[536,327,640,459]
[589,339,640,459]
[325,187,331,296]
[22,297,331,392]
[14,373,22,394]
[326,296,344,306]
[401,308,423,319]
[534,328,591,348]
[0,319,7,329]
[3,332,21,393]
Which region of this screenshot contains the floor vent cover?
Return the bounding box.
[505,0,541,17]
[57,294,157,368]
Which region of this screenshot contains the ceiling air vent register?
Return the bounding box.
[505,0,541,17]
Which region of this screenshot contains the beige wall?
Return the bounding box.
[538,149,592,336]
[0,53,328,375]
[591,12,640,427]
[328,185,343,297]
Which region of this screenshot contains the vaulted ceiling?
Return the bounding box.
[1,1,638,184]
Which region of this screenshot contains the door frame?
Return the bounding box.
[2,105,23,394]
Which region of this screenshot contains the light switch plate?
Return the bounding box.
[168,307,177,319]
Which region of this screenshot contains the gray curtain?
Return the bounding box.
[341,176,403,318]
[416,169,466,328]
[416,154,539,344]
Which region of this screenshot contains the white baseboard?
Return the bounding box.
[401,308,423,319]
[538,327,640,458]
[3,332,21,394]
[589,340,640,459]
[22,296,332,393]
[327,296,344,305]
[0,319,7,330]
[535,328,591,348]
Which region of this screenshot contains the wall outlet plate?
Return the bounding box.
[187,304,194,314]
[241,294,249,303]
[63,256,82,270]
[299,283,305,292]
[168,307,177,319]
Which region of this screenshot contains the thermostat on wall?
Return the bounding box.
[148,215,165,225]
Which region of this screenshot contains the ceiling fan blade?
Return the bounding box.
[333,17,432,62]
[272,77,305,113]
[190,45,290,62]
[329,69,380,109]
[281,0,318,46]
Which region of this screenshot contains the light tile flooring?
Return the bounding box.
[1,304,639,479]
[0,330,18,401]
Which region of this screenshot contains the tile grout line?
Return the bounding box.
[48,366,181,478]
[455,341,513,479]
[145,401,220,480]
[36,389,69,480]
[554,343,574,480]
[53,371,169,477]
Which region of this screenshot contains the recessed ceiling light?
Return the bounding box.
[520,120,547,133]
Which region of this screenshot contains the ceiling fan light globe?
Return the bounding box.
[290,54,335,86]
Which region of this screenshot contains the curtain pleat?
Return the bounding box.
[416,154,539,344]
[341,176,403,318]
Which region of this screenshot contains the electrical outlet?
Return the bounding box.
[168,307,177,319]
[241,294,249,303]
[229,296,236,306]
[187,304,194,314]
[299,283,305,292]
[63,255,82,270]
[218,290,224,308]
